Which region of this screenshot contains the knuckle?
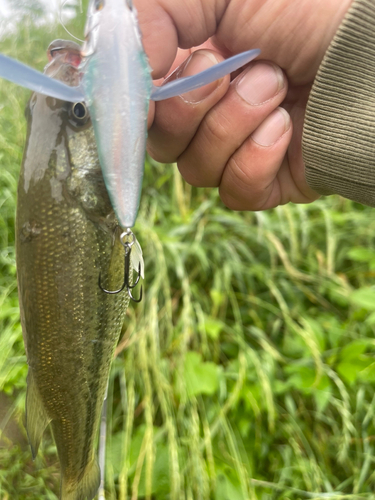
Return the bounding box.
[227,155,254,185]
[177,154,220,188]
[220,156,268,211]
[219,190,242,210]
[202,109,232,147]
[146,142,178,164]
[177,158,202,187]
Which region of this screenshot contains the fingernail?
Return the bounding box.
[236,62,284,105]
[251,108,290,147]
[179,50,222,103]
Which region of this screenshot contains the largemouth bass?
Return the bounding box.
[16,41,128,500]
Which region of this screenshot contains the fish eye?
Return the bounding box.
[72,102,87,119]
[70,102,89,125]
[95,0,104,10]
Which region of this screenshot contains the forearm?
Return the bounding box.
[302,0,375,206]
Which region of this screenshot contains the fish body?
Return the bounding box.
[82,0,152,229]
[16,42,128,500]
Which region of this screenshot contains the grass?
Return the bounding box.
[1,7,375,500]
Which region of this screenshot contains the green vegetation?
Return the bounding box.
[1,10,375,500]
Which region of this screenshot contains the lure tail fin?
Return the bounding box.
[25,370,51,459]
[60,459,101,500]
[150,48,261,101]
[0,53,85,102]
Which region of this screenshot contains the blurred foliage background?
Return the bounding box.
[1,3,375,499]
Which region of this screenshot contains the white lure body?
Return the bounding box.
[82,0,152,229]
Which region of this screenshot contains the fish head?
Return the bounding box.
[22,40,110,214]
[33,40,88,127]
[25,40,86,128]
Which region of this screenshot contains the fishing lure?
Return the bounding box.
[0,0,260,229]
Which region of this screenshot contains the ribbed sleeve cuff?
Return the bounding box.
[302,0,375,206]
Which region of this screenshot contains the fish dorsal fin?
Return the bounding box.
[0,53,84,102]
[25,370,51,459]
[150,48,260,101]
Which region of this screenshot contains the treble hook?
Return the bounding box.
[99,229,143,303]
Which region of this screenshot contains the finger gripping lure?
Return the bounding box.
[0,0,260,228]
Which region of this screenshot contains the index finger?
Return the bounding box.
[135,0,225,78]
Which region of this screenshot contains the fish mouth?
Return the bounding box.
[44,39,83,87]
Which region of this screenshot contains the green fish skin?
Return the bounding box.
[16,41,128,500]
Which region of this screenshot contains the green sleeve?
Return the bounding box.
[302,0,375,206]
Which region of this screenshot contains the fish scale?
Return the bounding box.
[16,43,129,500]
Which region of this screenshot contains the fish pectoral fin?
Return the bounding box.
[25,370,51,459]
[0,53,85,102]
[60,459,100,500]
[150,48,261,101]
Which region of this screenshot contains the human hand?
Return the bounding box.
[138,0,352,211]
